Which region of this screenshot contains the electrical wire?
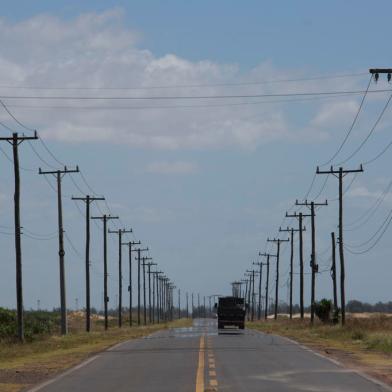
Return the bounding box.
[335,92,392,165]
[0,98,36,132]
[319,76,372,166]
[0,72,367,90]
[344,213,392,255]
[1,88,391,101]
[346,209,392,249]
[27,140,57,169]
[0,144,35,172]
[345,180,392,230]
[0,120,16,132]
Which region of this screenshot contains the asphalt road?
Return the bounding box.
[30,318,391,392]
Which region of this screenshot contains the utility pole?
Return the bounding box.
[197,293,200,318]
[186,292,189,318]
[152,270,163,323]
[39,165,79,335]
[316,165,363,325]
[91,214,119,330]
[108,228,132,328]
[134,248,148,325]
[146,261,157,322]
[278,227,302,319]
[0,131,38,342]
[141,256,152,324]
[285,211,310,318]
[258,253,273,321]
[331,232,338,311]
[178,289,181,319]
[72,195,105,332]
[244,273,252,321]
[121,241,141,327]
[295,200,328,324]
[246,269,258,321]
[191,293,194,318]
[266,238,289,320]
[253,262,265,320]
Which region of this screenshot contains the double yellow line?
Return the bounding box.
[195,335,205,392]
[196,334,218,391]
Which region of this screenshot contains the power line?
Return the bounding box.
[345,209,392,249]
[1,93,362,111]
[0,72,367,90]
[335,92,392,165]
[344,213,392,255]
[0,98,35,132]
[319,76,372,166]
[0,88,391,101]
[345,179,392,230]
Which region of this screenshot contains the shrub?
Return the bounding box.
[314,299,332,323]
[0,308,59,341]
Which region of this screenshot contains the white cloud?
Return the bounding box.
[311,101,359,128]
[145,161,198,175]
[0,9,366,150]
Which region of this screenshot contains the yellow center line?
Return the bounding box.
[195,335,205,392]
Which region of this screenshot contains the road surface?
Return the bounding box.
[30,319,391,392]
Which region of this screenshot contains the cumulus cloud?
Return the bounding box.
[0,9,367,150]
[145,161,198,175]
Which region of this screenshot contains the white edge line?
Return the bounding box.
[26,355,99,392]
[252,329,392,392]
[26,328,163,392]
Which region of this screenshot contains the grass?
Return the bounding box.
[0,316,192,392]
[248,315,392,385]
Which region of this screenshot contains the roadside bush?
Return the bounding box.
[314,299,332,323]
[0,308,59,341]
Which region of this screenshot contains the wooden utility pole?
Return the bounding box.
[279,226,303,319]
[108,228,132,327]
[252,263,264,320]
[285,211,310,318]
[39,165,79,335]
[178,289,181,319]
[246,269,258,321]
[141,256,152,324]
[91,214,118,330]
[72,195,105,332]
[134,248,148,325]
[146,261,157,322]
[295,200,328,324]
[191,293,194,318]
[186,292,189,318]
[151,271,163,324]
[0,131,38,342]
[266,238,289,320]
[331,232,338,311]
[154,271,163,323]
[121,241,141,327]
[316,165,363,325]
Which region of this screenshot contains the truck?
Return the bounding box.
[216,296,246,330]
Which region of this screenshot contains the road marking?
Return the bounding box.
[195,335,205,392]
[26,355,99,392]
[209,370,216,377]
[210,379,218,387]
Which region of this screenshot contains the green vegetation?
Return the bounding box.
[0,308,59,342]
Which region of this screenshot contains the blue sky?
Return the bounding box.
[0,1,392,311]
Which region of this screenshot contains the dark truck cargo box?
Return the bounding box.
[217,296,246,329]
